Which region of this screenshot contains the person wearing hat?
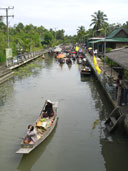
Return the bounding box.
[43,100,54,118]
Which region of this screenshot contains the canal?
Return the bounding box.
[0,53,128,171]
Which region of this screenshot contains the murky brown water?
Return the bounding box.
[0,53,128,171]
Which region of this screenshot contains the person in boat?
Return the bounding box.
[43,100,54,118]
[24,125,38,144]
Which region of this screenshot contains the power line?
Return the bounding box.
[0,6,14,48]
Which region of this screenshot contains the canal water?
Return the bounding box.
[0,54,128,171]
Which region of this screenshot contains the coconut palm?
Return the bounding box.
[0,16,3,22]
[90,10,108,31]
[77,26,85,34]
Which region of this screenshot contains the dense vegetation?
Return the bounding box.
[0,10,128,62]
[0,21,70,62]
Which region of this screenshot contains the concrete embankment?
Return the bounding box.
[85,52,128,133]
[0,64,14,84]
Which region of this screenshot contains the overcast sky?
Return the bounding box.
[0,0,128,35]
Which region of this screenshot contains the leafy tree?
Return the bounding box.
[0,21,6,33]
[77,26,86,43]
[42,31,54,47]
[0,16,3,22]
[56,30,65,40]
[122,21,128,32]
[16,23,24,33]
[106,23,121,36]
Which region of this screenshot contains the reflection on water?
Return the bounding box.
[17,122,58,171]
[44,53,54,69]
[14,59,43,80]
[0,54,128,171]
[90,78,114,120]
[67,63,72,70]
[80,74,93,82]
[100,137,128,171]
[92,119,99,130]
[0,79,14,107]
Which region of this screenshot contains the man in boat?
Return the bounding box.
[43,100,54,118]
[24,125,38,144]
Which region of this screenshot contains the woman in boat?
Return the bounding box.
[43,100,54,118]
[24,125,38,144]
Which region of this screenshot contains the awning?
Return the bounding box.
[89,38,128,44]
[106,47,128,70]
[53,47,62,52]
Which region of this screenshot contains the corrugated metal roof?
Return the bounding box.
[106,28,121,39]
[106,47,128,70]
[106,28,128,39]
[89,28,128,44]
[106,38,128,42]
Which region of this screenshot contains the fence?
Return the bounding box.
[7,49,50,69]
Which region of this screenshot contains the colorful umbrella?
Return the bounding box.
[72,51,76,54]
[57,53,65,59]
[88,47,92,50]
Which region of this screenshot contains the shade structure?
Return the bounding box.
[106,47,128,70]
[88,47,92,50]
[72,51,76,54]
[53,47,62,52]
[57,53,65,59]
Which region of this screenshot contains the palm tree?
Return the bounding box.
[0,16,3,22]
[90,10,108,32]
[77,26,85,34]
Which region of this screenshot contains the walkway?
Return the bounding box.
[8,48,49,69]
[0,48,51,84]
[0,64,14,84]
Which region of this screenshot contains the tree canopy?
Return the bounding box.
[90,10,108,32]
[0,10,128,63]
[0,22,71,62]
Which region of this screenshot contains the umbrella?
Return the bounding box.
[72,51,76,54]
[88,47,92,50]
[57,53,65,59]
[53,47,62,52]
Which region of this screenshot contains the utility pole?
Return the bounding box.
[0,7,14,66]
[0,6,14,48]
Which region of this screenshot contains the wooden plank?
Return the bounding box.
[106,124,112,132]
[16,148,32,154]
[105,114,124,133]
[110,116,117,124]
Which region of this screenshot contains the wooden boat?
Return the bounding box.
[42,54,45,59]
[81,66,92,75]
[58,58,65,64]
[16,101,58,154]
[66,58,72,64]
[77,58,82,64]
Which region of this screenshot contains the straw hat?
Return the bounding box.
[47,100,52,104]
